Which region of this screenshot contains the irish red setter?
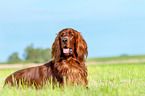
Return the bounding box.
[4,28,88,88]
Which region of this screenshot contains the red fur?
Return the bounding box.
[4,28,88,88]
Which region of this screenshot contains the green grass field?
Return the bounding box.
[87,55,145,62]
[0,62,145,96]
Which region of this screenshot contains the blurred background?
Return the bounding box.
[0,0,145,63]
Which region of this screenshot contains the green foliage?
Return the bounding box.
[24,44,51,63]
[0,63,145,96]
[6,44,51,64]
[7,52,22,63]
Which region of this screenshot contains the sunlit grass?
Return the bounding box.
[0,63,145,96]
[87,55,145,62]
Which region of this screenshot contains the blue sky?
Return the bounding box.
[0,0,145,62]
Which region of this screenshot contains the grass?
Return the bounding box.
[87,55,145,62]
[0,63,145,96]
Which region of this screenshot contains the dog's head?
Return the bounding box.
[52,28,88,62]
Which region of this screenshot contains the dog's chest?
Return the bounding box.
[55,60,81,77]
[53,60,87,85]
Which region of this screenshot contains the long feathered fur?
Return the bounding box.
[4,28,88,88]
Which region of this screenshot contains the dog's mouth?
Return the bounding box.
[63,47,73,54]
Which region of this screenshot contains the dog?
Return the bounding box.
[4,28,88,88]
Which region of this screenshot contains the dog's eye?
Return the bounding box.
[70,34,73,36]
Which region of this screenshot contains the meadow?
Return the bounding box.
[87,55,145,62]
[0,56,145,96]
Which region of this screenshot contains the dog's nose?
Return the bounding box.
[62,38,68,43]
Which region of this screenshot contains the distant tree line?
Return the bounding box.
[7,44,51,64]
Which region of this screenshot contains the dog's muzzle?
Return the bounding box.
[63,48,73,54]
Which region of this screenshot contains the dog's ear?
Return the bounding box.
[52,34,61,62]
[75,31,88,61]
